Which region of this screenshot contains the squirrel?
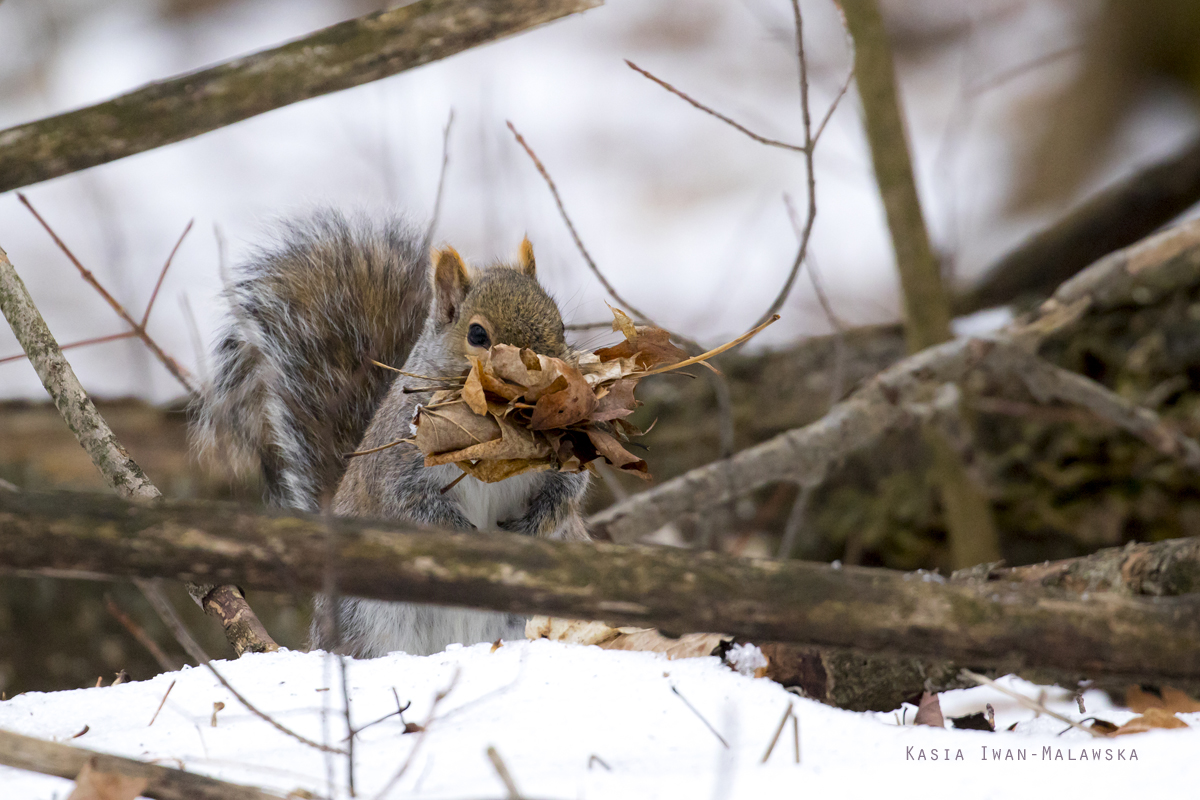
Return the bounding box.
[193,210,590,657]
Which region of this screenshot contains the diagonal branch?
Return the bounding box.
[590,216,1200,543]
[0,241,277,657]
[505,120,660,331]
[17,194,197,393]
[624,60,806,153]
[0,0,603,193]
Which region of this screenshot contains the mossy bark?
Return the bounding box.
[4,489,1200,688]
[0,0,602,192]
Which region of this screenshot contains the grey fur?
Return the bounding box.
[194,210,590,658]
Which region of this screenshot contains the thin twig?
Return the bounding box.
[776,485,813,561]
[813,66,855,146]
[17,193,196,393]
[625,60,805,153]
[179,293,209,384]
[486,746,522,800]
[506,121,659,331]
[345,438,415,458]
[958,670,1104,738]
[670,685,729,748]
[340,654,356,797]
[369,359,464,381]
[104,593,184,672]
[148,680,176,727]
[138,579,347,755]
[748,0,817,331]
[374,669,460,800]
[760,702,793,762]
[565,320,614,331]
[142,219,193,327]
[423,109,455,252]
[641,315,779,376]
[1,330,135,364]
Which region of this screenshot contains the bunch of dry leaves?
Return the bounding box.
[366,308,776,484]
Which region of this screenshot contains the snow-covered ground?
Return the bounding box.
[0,641,1191,798]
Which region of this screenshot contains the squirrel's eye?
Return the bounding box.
[467,323,490,348]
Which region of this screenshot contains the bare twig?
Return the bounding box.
[340,654,356,797]
[104,593,184,672]
[748,0,817,332]
[374,669,460,799]
[565,320,614,331]
[138,580,345,755]
[148,680,176,727]
[813,66,855,146]
[485,746,522,800]
[16,194,196,393]
[760,702,793,762]
[775,485,813,560]
[624,60,805,153]
[1,330,136,365]
[958,670,1103,738]
[0,243,161,502]
[506,120,661,330]
[670,684,729,748]
[142,220,193,327]
[422,108,456,251]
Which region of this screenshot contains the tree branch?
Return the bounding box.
[0,243,277,656]
[0,729,277,800]
[958,134,1200,314]
[590,217,1200,543]
[3,490,1200,687]
[0,0,602,193]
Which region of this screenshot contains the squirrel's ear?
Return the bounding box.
[431,246,470,325]
[517,237,536,279]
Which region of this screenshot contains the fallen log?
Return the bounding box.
[3,489,1200,691]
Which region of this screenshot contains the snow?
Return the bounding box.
[0,641,1192,798]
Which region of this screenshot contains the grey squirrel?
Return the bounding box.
[194,210,590,657]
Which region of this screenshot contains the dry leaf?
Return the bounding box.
[914,691,945,728]
[68,760,148,800]
[600,629,727,659]
[1125,685,1200,714]
[526,616,726,660]
[530,368,597,430]
[586,429,649,478]
[1112,707,1189,736]
[407,307,776,482]
[525,616,623,645]
[424,414,549,468]
[592,378,640,421]
[462,357,489,415]
[415,404,501,456]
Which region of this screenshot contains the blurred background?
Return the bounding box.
[3,0,1200,694]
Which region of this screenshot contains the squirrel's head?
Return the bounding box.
[429,238,569,364]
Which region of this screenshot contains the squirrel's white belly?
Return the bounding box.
[445,468,543,530]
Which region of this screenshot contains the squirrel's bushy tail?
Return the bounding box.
[193,211,430,512]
